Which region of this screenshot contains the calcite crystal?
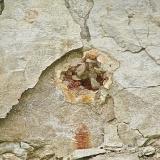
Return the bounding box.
[54,49,119,104]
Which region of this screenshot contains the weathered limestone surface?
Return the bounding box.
[90,153,139,160]
[0,0,82,118]
[88,0,160,146]
[0,0,160,159]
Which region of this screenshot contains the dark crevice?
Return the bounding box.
[144,49,160,65]
[64,0,94,42]
[124,47,145,54]
[80,24,91,41]
[0,0,4,15]
[61,52,107,91]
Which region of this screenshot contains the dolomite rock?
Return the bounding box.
[0,49,118,157]
[0,0,82,118]
[86,0,160,156]
[117,123,142,147]
[27,144,56,160]
[139,146,156,157]
[88,0,160,52]
[66,148,106,159]
[156,153,160,158]
[65,0,93,41]
[0,153,22,160]
[87,1,160,143]
[89,153,139,160]
[0,142,31,159]
[88,0,160,88]
[137,137,148,147]
[103,123,123,148]
[114,86,160,138]
[146,46,160,64]
[0,0,160,159]
[112,51,160,89]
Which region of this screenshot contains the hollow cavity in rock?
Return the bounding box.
[54,49,119,104]
[61,50,108,91]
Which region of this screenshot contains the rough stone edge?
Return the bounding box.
[1,47,83,119]
[0,0,4,15]
[64,0,94,48]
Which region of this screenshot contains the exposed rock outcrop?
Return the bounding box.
[0,0,160,159]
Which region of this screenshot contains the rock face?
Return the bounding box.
[0,0,4,14]
[0,0,82,118]
[0,0,160,159]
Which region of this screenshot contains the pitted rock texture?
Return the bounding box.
[0,48,118,158]
[0,0,160,159]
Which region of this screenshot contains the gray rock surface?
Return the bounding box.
[0,0,82,118]
[90,153,139,160]
[66,148,106,159]
[0,0,160,159]
[139,146,156,157]
[103,123,123,148]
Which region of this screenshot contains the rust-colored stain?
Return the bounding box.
[74,124,91,149]
[60,49,109,92]
[59,82,95,104]
[81,95,93,104]
[55,49,118,104]
[67,79,81,90]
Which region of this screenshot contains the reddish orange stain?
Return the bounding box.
[68,79,81,90]
[74,123,91,149]
[81,95,93,104]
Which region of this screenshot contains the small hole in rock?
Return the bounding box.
[60,51,108,91]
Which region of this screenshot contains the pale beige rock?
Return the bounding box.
[27,144,56,160]
[113,51,160,88]
[20,142,33,152]
[0,50,108,157]
[89,155,106,160]
[1,0,160,159]
[0,0,82,118]
[1,153,22,160]
[88,0,160,52]
[65,0,93,45]
[117,123,142,147]
[90,153,139,160]
[139,146,156,157]
[146,46,160,64]
[87,0,160,89]
[156,152,160,158]
[103,123,123,148]
[114,86,160,138]
[137,137,148,147]
[0,142,28,159]
[101,97,115,122]
[68,148,106,160]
